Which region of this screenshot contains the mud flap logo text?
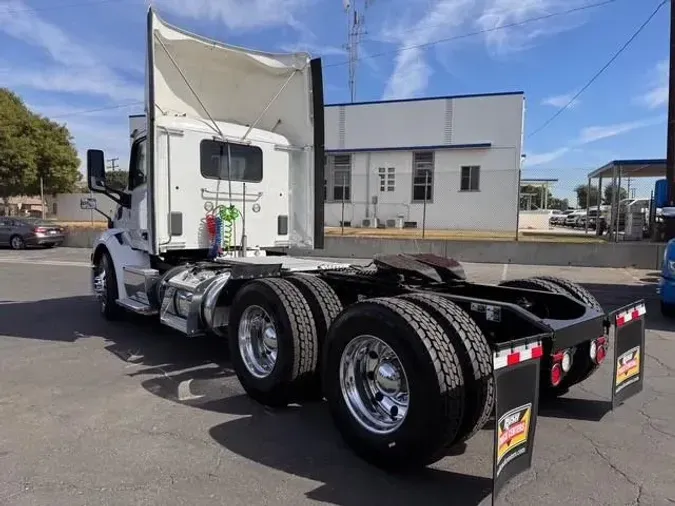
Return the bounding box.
[496,403,531,476]
[615,346,640,393]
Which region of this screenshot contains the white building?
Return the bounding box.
[323,92,525,232]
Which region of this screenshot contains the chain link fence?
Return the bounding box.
[323,168,520,240]
[323,164,664,243]
[518,168,660,242]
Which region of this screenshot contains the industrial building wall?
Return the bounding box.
[324,92,524,152]
[324,148,519,231]
[324,92,523,232]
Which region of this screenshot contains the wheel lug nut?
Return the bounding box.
[390,406,398,417]
[374,392,384,402]
[368,351,378,360]
[367,371,375,380]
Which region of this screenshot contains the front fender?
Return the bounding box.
[92,229,151,300]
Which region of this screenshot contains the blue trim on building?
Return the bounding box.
[325,143,492,154]
[327,91,524,108]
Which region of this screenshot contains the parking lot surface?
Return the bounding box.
[0,248,674,506]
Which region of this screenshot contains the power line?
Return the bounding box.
[50,102,143,118]
[361,0,621,45]
[527,0,668,139]
[324,0,621,69]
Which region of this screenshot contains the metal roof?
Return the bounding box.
[587,159,667,179]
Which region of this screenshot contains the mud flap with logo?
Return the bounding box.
[491,335,545,505]
[610,301,646,409]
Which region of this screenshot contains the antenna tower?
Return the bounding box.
[343,0,372,102]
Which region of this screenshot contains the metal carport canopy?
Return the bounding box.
[587,159,666,179]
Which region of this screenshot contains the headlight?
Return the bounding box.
[174,290,193,318]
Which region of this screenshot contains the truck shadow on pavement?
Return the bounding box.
[138,366,493,506]
[0,295,493,506]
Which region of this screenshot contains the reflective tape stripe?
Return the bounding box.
[494,341,543,370]
[616,303,647,327]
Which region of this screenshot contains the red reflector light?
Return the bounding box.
[35,227,47,233]
[551,363,563,386]
[596,343,607,364]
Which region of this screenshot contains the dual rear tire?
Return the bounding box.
[228,278,493,471]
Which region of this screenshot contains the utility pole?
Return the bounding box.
[666,0,675,206]
[343,0,373,103]
[107,158,119,172]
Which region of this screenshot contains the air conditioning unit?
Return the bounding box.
[385,217,405,229]
[361,218,379,228]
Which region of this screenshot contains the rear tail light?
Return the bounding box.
[550,348,573,387]
[591,336,608,365]
[34,227,47,233]
[550,362,563,386]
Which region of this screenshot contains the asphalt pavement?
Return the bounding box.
[0,248,673,506]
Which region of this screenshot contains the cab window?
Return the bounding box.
[200,139,263,182]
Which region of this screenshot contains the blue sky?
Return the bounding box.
[0,0,669,204]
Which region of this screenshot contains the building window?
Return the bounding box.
[460,165,480,191]
[200,139,263,182]
[378,167,395,192]
[326,154,351,202]
[412,152,433,202]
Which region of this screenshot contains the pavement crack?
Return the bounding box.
[646,353,675,375]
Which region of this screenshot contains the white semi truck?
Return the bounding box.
[86,8,647,472]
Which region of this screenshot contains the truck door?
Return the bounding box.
[125,136,149,250]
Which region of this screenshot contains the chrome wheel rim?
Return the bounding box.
[93,264,107,309]
[339,335,409,435]
[238,305,278,379]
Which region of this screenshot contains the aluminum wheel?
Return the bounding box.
[238,305,278,379]
[93,263,107,309]
[339,334,410,435]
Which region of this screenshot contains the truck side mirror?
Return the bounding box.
[87,149,107,192]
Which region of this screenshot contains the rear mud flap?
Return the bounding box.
[609,300,647,409]
[491,335,545,504]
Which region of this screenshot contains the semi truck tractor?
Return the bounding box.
[85,7,647,471]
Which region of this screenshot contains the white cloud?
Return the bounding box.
[0,0,143,102]
[542,93,580,108]
[525,115,665,167]
[636,60,668,110]
[523,147,570,166]
[381,0,473,100]
[155,0,315,31]
[477,0,590,55]
[576,117,664,144]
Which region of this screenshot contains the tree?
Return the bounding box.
[603,183,628,205]
[575,184,600,208]
[106,170,129,191]
[0,89,38,210]
[27,115,81,196]
[520,184,568,210]
[0,88,80,209]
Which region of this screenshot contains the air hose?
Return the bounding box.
[205,204,241,258]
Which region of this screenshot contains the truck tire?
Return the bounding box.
[228,278,319,408]
[530,276,603,390]
[94,250,124,321]
[400,293,494,445]
[322,297,465,471]
[499,277,568,295]
[286,274,343,400]
[531,276,602,311]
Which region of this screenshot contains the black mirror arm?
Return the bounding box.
[91,183,131,208]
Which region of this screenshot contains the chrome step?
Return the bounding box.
[116,297,158,315]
